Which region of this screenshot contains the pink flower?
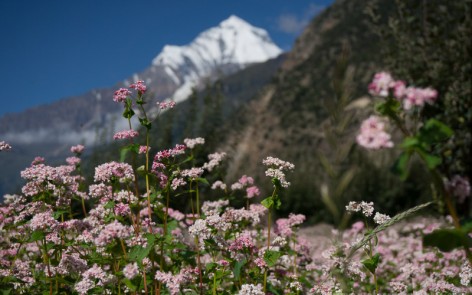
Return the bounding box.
[203,152,226,171]
[113,129,139,140]
[368,72,395,97]
[129,80,147,93]
[246,186,260,199]
[94,161,135,183]
[356,116,393,149]
[446,175,471,203]
[157,101,176,110]
[70,144,85,154]
[113,88,131,103]
[123,263,139,279]
[180,167,204,180]
[171,178,186,190]
[114,203,130,216]
[138,145,150,154]
[183,137,205,149]
[31,156,45,166]
[66,156,81,166]
[211,180,227,190]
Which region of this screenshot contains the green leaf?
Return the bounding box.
[418,118,453,145]
[122,107,135,119]
[261,197,274,209]
[391,152,412,180]
[29,230,45,242]
[120,144,140,162]
[375,98,400,117]
[123,278,137,291]
[1,289,11,295]
[400,137,420,149]
[53,210,68,219]
[263,250,282,267]
[416,149,442,169]
[362,253,380,274]
[196,177,209,186]
[423,228,472,252]
[232,258,247,281]
[129,234,156,262]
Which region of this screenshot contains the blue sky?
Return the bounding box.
[0,0,332,117]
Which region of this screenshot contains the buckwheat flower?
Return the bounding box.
[70,144,85,154]
[180,167,204,180]
[113,129,139,140]
[157,101,176,110]
[94,220,131,246]
[171,177,186,190]
[229,234,256,253]
[0,141,12,151]
[368,72,395,97]
[254,257,267,269]
[389,281,407,293]
[89,183,112,200]
[346,201,361,213]
[66,156,81,166]
[359,201,374,217]
[211,180,227,190]
[203,152,226,171]
[123,263,139,279]
[184,137,205,149]
[272,236,288,247]
[113,88,132,103]
[459,264,472,286]
[246,186,260,199]
[403,86,438,110]
[201,200,229,215]
[129,80,147,93]
[238,284,264,295]
[29,210,58,231]
[188,219,211,240]
[356,115,393,149]
[94,161,135,183]
[31,156,45,165]
[217,259,229,267]
[262,156,295,171]
[265,168,290,188]
[446,175,470,203]
[138,145,150,154]
[373,212,391,225]
[57,252,88,275]
[231,182,244,190]
[114,203,130,216]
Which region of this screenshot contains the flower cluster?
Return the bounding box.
[94,161,135,183]
[368,71,438,110]
[446,175,471,203]
[356,115,394,149]
[184,137,205,149]
[112,129,139,140]
[263,156,295,188]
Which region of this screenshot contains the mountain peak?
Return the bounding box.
[152,16,282,67]
[219,15,251,28]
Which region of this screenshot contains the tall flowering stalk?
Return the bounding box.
[261,156,294,292]
[359,72,472,265]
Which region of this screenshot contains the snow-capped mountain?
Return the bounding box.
[132,15,282,103]
[0,15,282,145]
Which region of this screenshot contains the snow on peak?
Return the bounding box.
[152,15,281,68]
[151,15,282,102]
